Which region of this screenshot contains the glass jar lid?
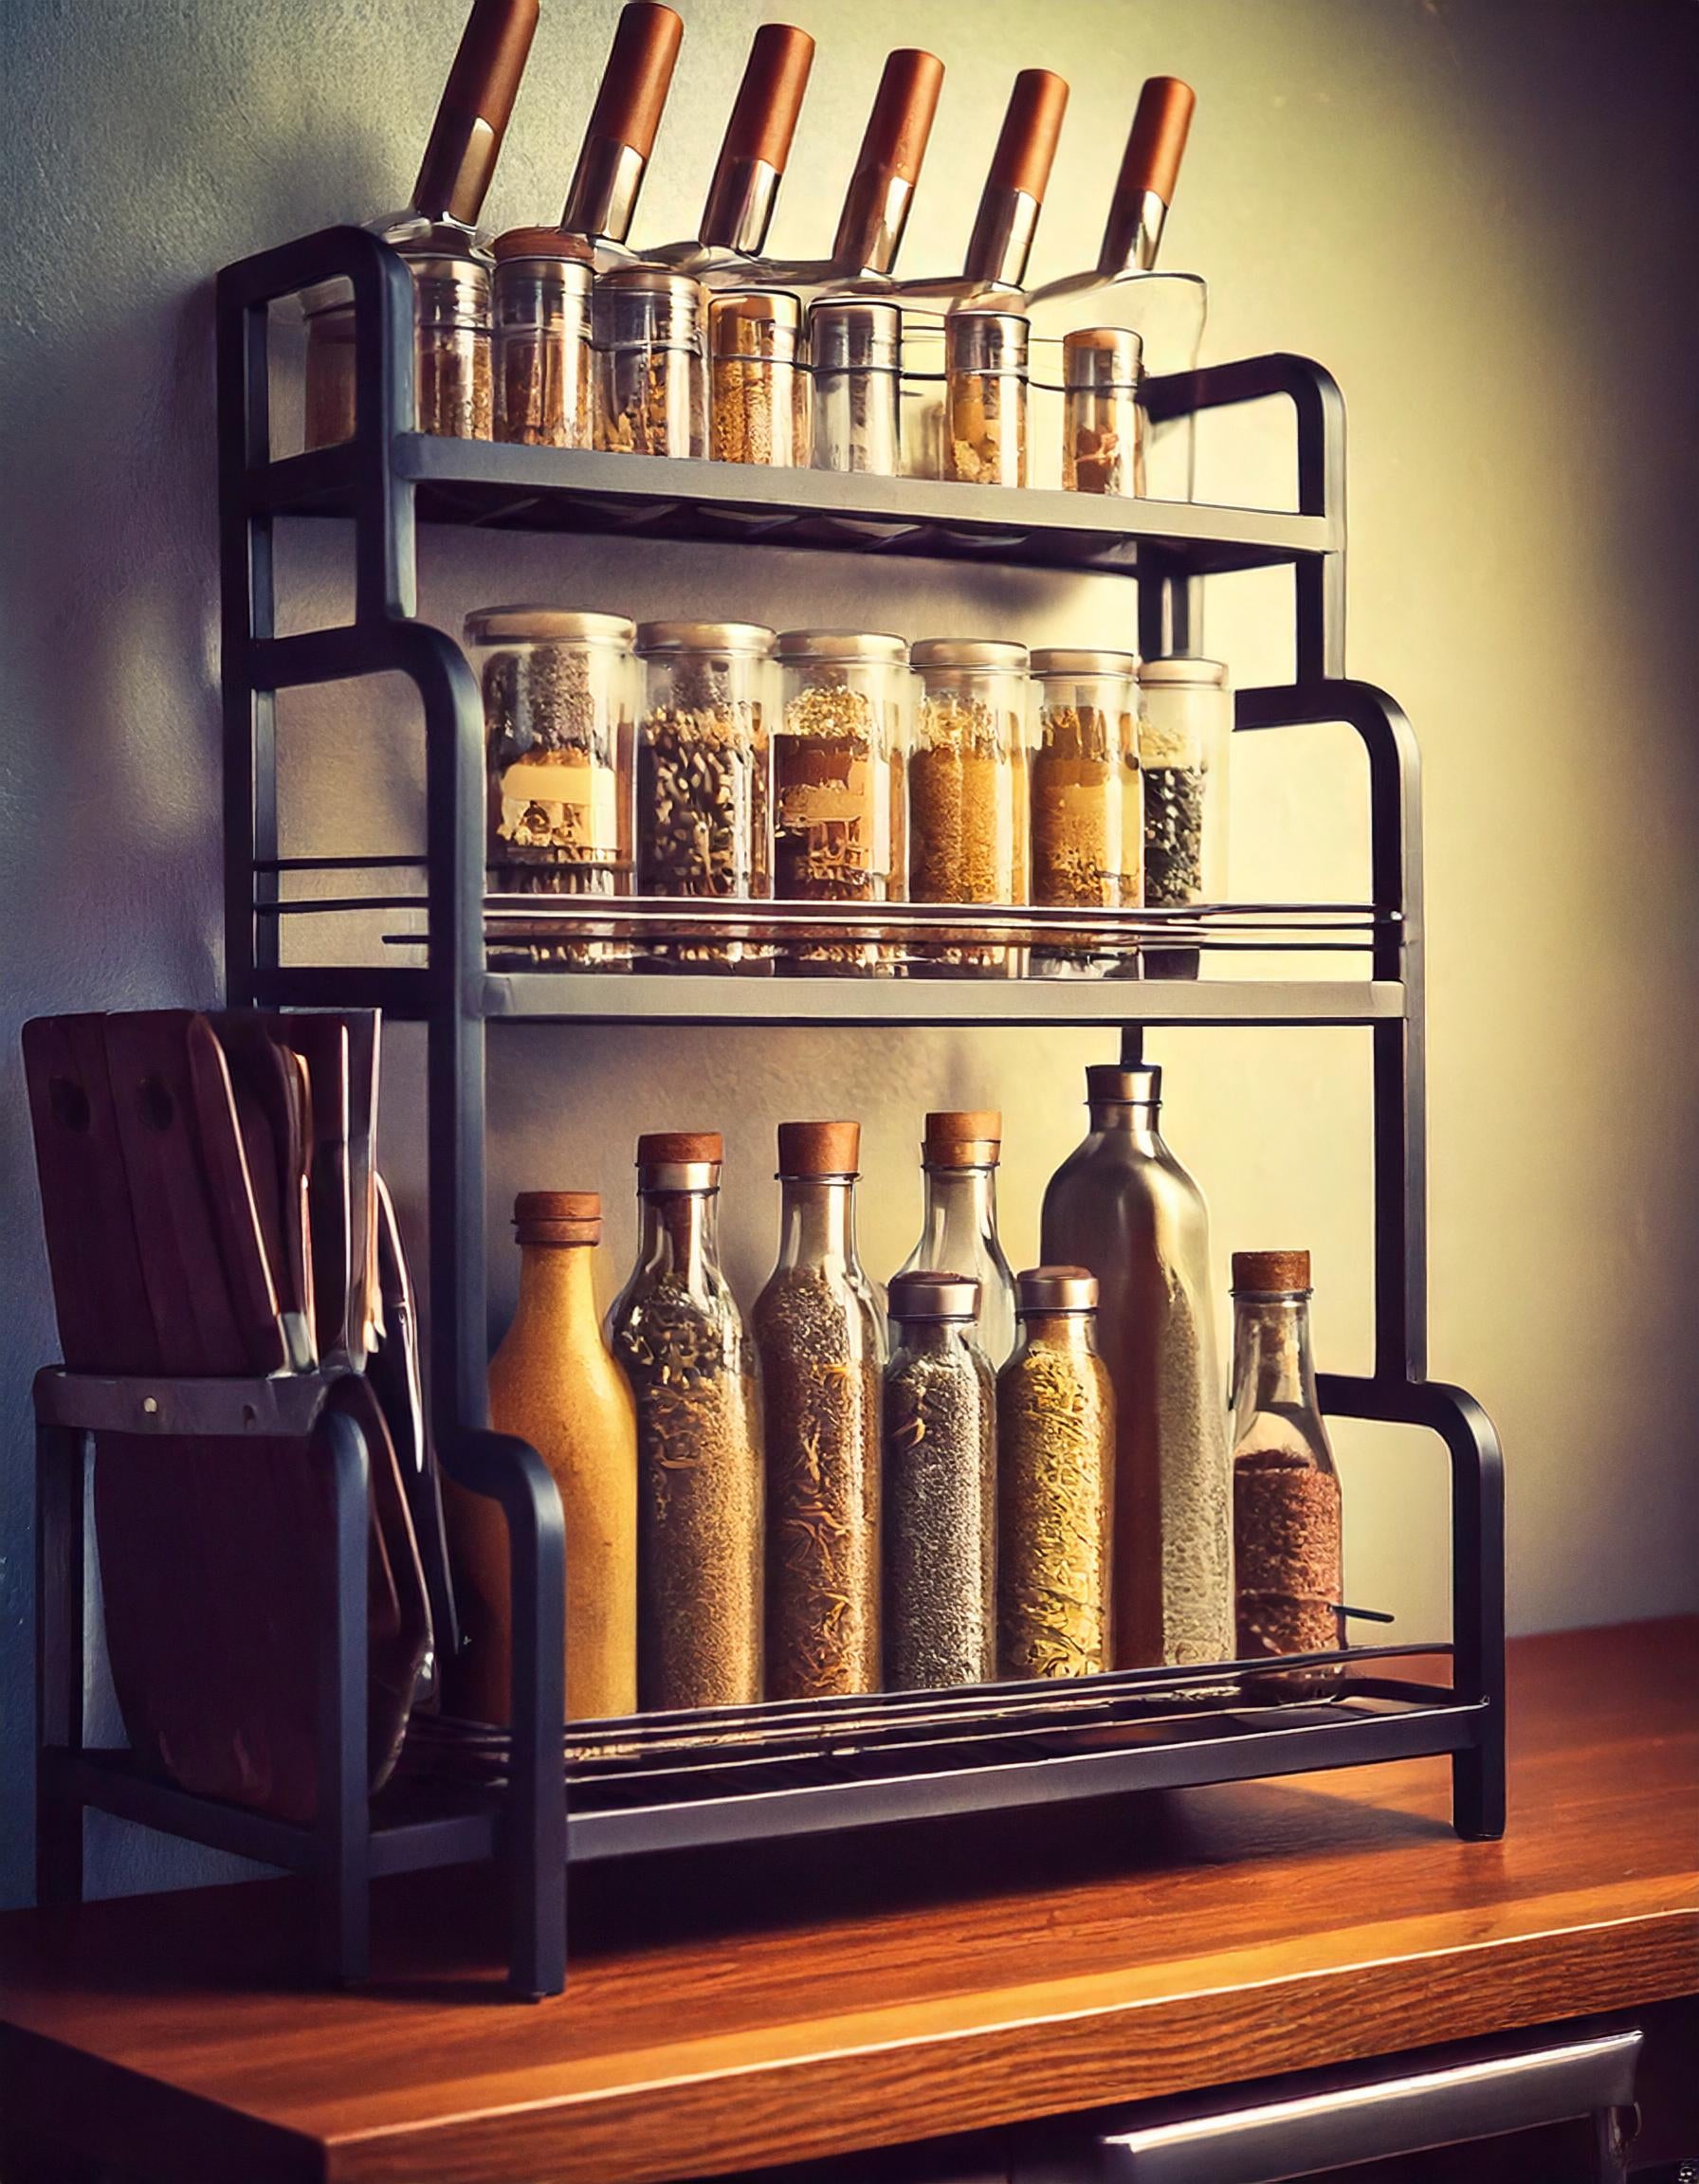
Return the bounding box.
[464,606,635,648]
[593,265,704,351]
[1015,1265,1099,1314]
[635,619,776,657]
[774,629,907,665]
[888,1270,982,1322]
[945,310,1029,374]
[808,298,903,373]
[1031,646,1140,679]
[910,638,1030,673]
[491,225,594,270]
[1140,656,1229,687]
[710,289,801,362]
[1062,325,1142,388]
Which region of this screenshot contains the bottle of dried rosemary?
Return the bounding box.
[609,1132,764,1710]
[997,1266,1114,1680]
[752,1120,883,1699]
[883,1271,996,1691]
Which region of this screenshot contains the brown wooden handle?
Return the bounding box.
[587,0,684,161]
[989,68,1069,201]
[722,22,814,172]
[856,47,944,188]
[411,0,541,226]
[1116,73,1195,209]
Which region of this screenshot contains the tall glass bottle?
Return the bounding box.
[893,1110,1017,1367]
[753,1121,883,1700]
[557,1,684,270]
[608,1133,763,1710]
[1040,1056,1233,1672]
[448,1192,637,1724]
[1230,1250,1343,1695]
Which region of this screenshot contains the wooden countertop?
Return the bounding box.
[1,1620,1694,2184]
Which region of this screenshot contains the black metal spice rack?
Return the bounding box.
[33,225,1506,2002]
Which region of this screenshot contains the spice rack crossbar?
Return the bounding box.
[29,221,1505,2005]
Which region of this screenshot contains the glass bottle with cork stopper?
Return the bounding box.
[608,1132,763,1711]
[1230,1250,1344,1695]
[447,1192,637,1725]
[491,228,594,447]
[753,1121,883,1701]
[893,1110,1018,1367]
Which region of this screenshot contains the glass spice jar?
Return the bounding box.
[883,1272,996,1692]
[1230,1250,1344,1698]
[594,265,706,458]
[709,289,802,465]
[1062,325,1143,495]
[302,239,495,449]
[609,1131,764,1712]
[808,299,902,477]
[997,1266,1115,1681]
[1029,647,1142,976]
[907,638,1030,974]
[944,311,1029,486]
[466,606,634,968]
[492,228,594,447]
[1139,656,1233,908]
[634,620,773,971]
[771,628,905,974]
[752,1121,883,1701]
[892,1109,1018,1370]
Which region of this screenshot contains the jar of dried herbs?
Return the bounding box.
[609,1132,764,1711]
[303,238,494,449]
[1029,646,1142,975]
[634,621,774,971]
[944,311,1029,486]
[710,290,802,466]
[1139,656,1232,908]
[808,300,902,477]
[1062,326,1143,496]
[753,1121,883,1700]
[594,266,706,458]
[771,628,905,973]
[466,606,634,968]
[997,1266,1114,1681]
[1230,1250,1343,1699]
[492,228,594,447]
[883,1272,996,1691]
[907,638,1029,974]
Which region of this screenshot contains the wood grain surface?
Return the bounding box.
[1,1620,1693,2184]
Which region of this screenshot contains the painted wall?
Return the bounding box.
[2,0,1695,1906]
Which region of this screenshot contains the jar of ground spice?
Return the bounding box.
[1029,647,1142,974]
[771,629,905,973]
[709,290,802,465]
[1230,1250,1344,1698]
[634,620,773,970]
[1139,656,1232,908]
[808,300,902,477]
[466,606,634,966]
[944,311,1029,486]
[1062,326,1143,496]
[303,237,494,448]
[492,228,594,447]
[907,638,1030,974]
[594,266,706,458]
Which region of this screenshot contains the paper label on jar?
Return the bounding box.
[498,755,618,851]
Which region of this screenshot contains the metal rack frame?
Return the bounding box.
[34,223,1505,2002]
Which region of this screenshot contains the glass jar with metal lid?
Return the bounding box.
[492,227,594,447]
[634,620,773,970]
[1139,655,1232,907]
[770,629,905,974]
[1029,646,1142,975]
[1062,325,1143,496]
[709,290,803,465]
[808,299,901,477]
[944,310,1029,486]
[466,606,634,967]
[303,235,494,449]
[594,266,705,458]
[907,638,1030,973]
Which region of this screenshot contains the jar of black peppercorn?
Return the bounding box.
[1138,655,1232,908]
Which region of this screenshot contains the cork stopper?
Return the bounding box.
[636,1131,723,1166]
[587,2,684,163]
[722,22,815,171]
[923,1110,1002,1168]
[1117,75,1196,209]
[988,69,1069,201]
[1232,1249,1312,1294]
[513,1190,601,1246]
[776,1120,861,1176]
[858,49,945,188]
[491,225,594,264]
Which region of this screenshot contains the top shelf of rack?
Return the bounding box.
[251,435,1335,577]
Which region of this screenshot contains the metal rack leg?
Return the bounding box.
[34,1421,85,1908]
[317,1411,371,1982]
[1432,1380,1507,1841]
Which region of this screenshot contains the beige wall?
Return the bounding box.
[3,0,1696,1902]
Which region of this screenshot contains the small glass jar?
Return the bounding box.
[1029,646,1142,975]
[1230,1250,1343,1697]
[492,228,594,448]
[634,620,773,970]
[808,300,902,477]
[1139,656,1233,906]
[1062,325,1143,496]
[944,311,1029,486]
[594,267,706,459]
[709,290,802,466]
[894,1109,1019,1371]
[907,638,1030,974]
[302,240,494,449]
[771,629,905,974]
[883,1272,997,1692]
[997,1266,1115,1681]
